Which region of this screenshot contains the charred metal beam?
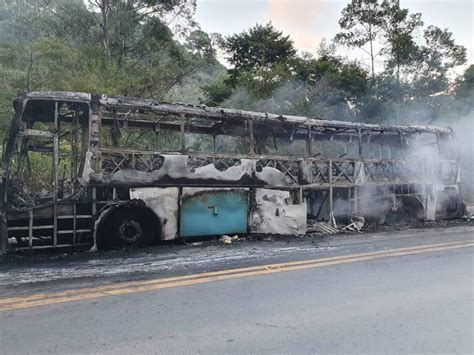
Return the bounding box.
[19,92,454,135]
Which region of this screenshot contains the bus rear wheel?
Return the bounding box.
[96,206,157,250]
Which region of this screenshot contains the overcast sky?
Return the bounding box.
[195,0,473,70]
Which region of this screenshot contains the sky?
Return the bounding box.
[195,0,473,70]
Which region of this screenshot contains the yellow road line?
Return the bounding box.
[0,240,472,313]
[0,240,468,305]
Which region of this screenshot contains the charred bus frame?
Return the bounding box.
[0,91,463,252]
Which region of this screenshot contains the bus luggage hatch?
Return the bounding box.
[180,188,248,237]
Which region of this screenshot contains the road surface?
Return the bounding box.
[0,225,473,354]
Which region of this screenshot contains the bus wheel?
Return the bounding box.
[96,205,158,250]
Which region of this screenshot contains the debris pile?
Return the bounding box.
[307,222,339,235]
[463,204,473,220]
[219,235,239,244]
[307,216,365,235]
[342,216,365,232]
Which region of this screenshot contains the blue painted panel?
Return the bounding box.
[180,191,248,237]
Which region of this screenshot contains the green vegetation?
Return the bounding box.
[0,0,471,129]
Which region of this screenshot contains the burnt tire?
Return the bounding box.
[97,205,158,250]
[385,196,425,224]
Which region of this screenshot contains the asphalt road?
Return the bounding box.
[0,225,473,354]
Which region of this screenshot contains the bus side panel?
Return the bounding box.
[180,189,248,237]
[250,188,307,235]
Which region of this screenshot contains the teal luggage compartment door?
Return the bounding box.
[180,190,248,237]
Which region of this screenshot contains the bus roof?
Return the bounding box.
[20,91,453,135]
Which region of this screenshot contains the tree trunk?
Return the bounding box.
[99,0,111,60]
[369,24,375,81]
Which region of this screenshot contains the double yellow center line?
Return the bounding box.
[0,240,472,313]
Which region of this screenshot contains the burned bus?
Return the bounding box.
[0,91,463,252]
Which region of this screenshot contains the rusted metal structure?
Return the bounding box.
[0,91,463,252]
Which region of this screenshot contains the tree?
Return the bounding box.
[294,50,368,104]
[398,26,466,99]
[335,0,426,83]
[185,29,216,61]
[381,0,423,81]
[87,0,197,60]
[335,0,386,80]
[222,23,297,96]
[88,0,112,59]
[456,65,474,100]
[201,75,232,107]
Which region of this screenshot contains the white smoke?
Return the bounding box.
[442,112,474,202]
